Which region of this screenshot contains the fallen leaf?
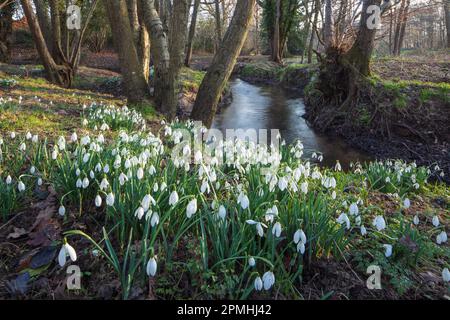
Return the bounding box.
[7,227,27,239]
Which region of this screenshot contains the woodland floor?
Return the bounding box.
[0,48,449,300]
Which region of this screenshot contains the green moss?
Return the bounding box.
[240,62,282,80]
[180,67,205,91]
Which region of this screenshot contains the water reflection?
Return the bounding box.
[213,78,371,168]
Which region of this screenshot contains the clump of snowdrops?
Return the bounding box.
[0,101,448,299]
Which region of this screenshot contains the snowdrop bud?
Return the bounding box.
[32,135,38,143]
[106,193,115,206]
[26,132,32,140]
[103,164,110,174]
[18,181,25,192]
[95,195,102,207]
[30,166,36,174]
[10,131,16,139]
[151,212,160,227]
[254,277,263,291]
[186,198,198,218]
[442,268,450,282]
[248,257,256,267]
[256,223,264,237]
[58,242,77,267]
[297,241,305,254]
[432,216,440,227]
[436,231,447,245]
[337,213,350,229]
[383,244,393,258]
[169,191,179,206]
[71,132,78,142]
[218,205,227,220]
[90,170,95,179]
[146,257,157,277]
[37,178,43,186]
[413,215,419,225]
[83,153,90,163]
[58,205,66,216]
[300,182,308,194]
[6,175,12,184]
[238,193,249,210]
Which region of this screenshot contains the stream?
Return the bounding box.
[213,78,371,168]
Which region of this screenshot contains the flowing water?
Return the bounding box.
[213,78,371,168]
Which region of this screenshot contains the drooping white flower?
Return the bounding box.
[30,166,36,174]
[237,193,249,210]
[58,205,66,216]
[82,177,89,189]
[403,198,411,209]
[254,277,263,291]
[136,167,144,180]
[262,271,275,290]
[71,132,78,142]
[349,203,359,216]
[106,193,115,206]
[6,175,12,185]
[58,242,77,267]
[146,257,157,277]
[118,172,128,186]
[135,207,145,220]
[383,244,393,258]
[248,257,256,267]
[150,212,160,227]
[76,178,82,188]
[432,215,440,227]
[297,241,305,254]
[300,181,308,194]
[218,205,227,220]
[17,181,25,192]
[169,191,179,206]
[442,268,450,282]
[186,198,198,218]
[361,225,367,236]
[256,223,265,237]
[272,222,282,238]
[337,213,351,229]
[141,194,156,211]
[413,215,419,225]
[293,229,306,244]
[100,178,109,191]
[278,177,288,191]
[372,215,386,231]
[37,178,43,186]
[436,231,448,245]
[95,195,102,207]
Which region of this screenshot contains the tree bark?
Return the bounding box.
[323,0,334,49]
[214,0,222,52]
[191,0,256,128]
[0,1,13,63]
[308,0,320,63]
[34,0,53,51]
[185,0,200,67]
[443,0,450,48]
[271,0,281,63]
[105,0,148,103]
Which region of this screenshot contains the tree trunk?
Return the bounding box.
[444,0,450,48]
[105,0,148,103]
[308,0,319,63]
[191,0,256,127]
[34,0,53,51]
[323,0,334,49]
[185,0,200,67]
[271,0,281,63]
[0,1,13,63]
[20,0,73,87]
[214,0,222,52]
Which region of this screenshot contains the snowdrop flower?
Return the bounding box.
[186,198,198,218]
[83,153,90,163]
[82,177,89,189]
[32,135,38,143]
[150,212,160,227]
[372,216,386,231]
[30,166,36,174]
[141,194,156,211]
[254,277,263,291]
[95,195,102,207]
[272,222,282,237]
[297,241,305,254]
[403,198,411,209]
[17,181,25,192]
[413,215,419,225]
[136,167,144,180]
[361,225,367,236]
[10,131,16,139]
[58,205,66,216]
[169,191,179,206]
[442,268,450,282]
[37,178,43,186]
[278,177,288,191]
[6,175,12,184]
[26,132,32,140]
[218,205,227,220]
[100,178,109,191]
[248,257,256,267]
[146,257,157,277]
[134,207,144,220]
[19,143,26,151]
[238,193,250,210]
[75,168,81,176]
[293,229,307,244]
[300,182,308,194]
[148,165,156,175]
[103,164,110,174]
[349,203,359,216]
[262,271,275,290]
[119,172,128,186]
[58,242,77,267]
[337,213,351,229]
[436,231,447,245]
[71,132,78,142]
[76,178,82,188]
[383,244,393,258]
[432,216,440,227]
[335,161,342,171]
[106,193,115,206]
